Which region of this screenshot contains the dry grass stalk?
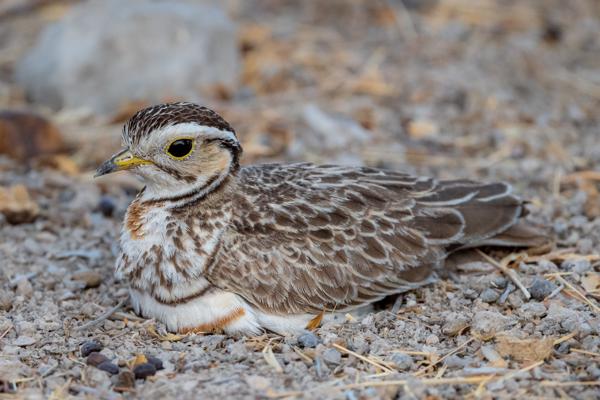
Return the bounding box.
[414,338,475,377]
[547,273,600,313]
[571,348,600,358]
[76,298,126,331]
[476,250,531,299]
[262,341,283,373]
[332,343,394,374]
[541,381,600,387]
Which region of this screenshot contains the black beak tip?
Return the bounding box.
[94,160,114,178]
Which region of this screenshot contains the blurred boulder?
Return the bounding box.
[15,0,239,115]
[0,184,39,224]
[0,110,66,161]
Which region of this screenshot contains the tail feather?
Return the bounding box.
[411,179,549,253]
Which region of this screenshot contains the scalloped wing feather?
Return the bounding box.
[206,163,528,314]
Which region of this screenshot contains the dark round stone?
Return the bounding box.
[86,352,108,367]
[81,340,103,357]
[133,363,157,379]
[297,332,320,348]
[97,195,116,217]
[97,361,119,375]
[145,355,164,370]
[529,278,557,301]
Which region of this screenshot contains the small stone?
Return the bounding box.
[297,332,319,348]
[0,184,39,224]
[86,352,109,367]
[97,361,119,375]
[577,238,594,254]
[71,271,103,289]
[519,302,547,318]
[114,370,136,391]
[145,355,164,370]
[528,278,557,301]
[97,196,116,217]
[0,290,13,311]
[442,313,470,336]
[472,311,510,339]
[81,340,103,357]
[13,335,37,347]
[425,334,440,345]
[321,348,342,365]
[480,288,500,303]
[16,279,33,297]
[389,352,413,370]
[562,258,591,274]
[133,362,157,379]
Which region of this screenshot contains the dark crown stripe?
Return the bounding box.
[125,102,236,146]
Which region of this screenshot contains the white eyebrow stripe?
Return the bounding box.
[156,122,237,142]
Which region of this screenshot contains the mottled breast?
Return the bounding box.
[116,198,228,302]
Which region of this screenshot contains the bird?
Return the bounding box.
[96,102,547,336]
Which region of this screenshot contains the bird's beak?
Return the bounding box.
[94,148,152,177]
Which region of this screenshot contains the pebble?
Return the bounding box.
[13,335,37,347]
[114,370,136,391]
[519,302,547,318]
[97,196,116,217]
[562,258,591,274]
[86,352,109,367]
[71,271,103,289]
[479,288,500,303]
[133,362,157,379]
[472,311,510,339]
[576,238,593,254]
[442,313,470,336]
[425,334,440,345]
[321,348,342,365]
[0,290,12,311]
[297,332,319,348]
[97,361,119,375]
[145,355,164,370]
[528,278,557,301]
[81,340,103,357]
[389,352,413,370]
[16,279,33,297]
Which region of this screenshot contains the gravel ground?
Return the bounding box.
[1,1,600,399]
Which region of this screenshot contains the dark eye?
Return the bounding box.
[166,139,194,159]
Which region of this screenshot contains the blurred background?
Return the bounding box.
[1,2,600,396]
[0,0,600,223]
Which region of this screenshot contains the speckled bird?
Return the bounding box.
[96,102,547,336]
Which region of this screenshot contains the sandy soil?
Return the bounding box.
[0,1,599,399]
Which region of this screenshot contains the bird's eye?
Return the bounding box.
[166,139,194,159]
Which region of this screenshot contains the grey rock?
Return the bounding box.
[389,352,414,370]
[528,278,557,301]
[442,312,470,336]
[297,332,319,348]
[518,302,547,318]
[0,290,12,311]
[13,335,37,347]
[561,258,591,274]
[321,348,342,366]
[472,311,510,338]
[479,288,500,303]
[16,0,239,115]
[16,279,33,298]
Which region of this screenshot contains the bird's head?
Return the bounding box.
[96,102,242,201]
